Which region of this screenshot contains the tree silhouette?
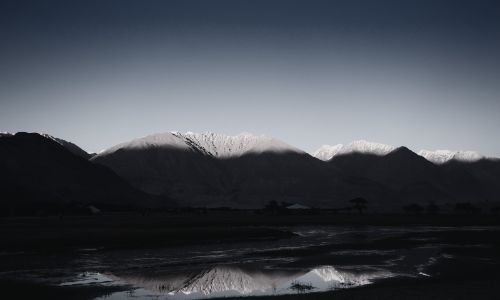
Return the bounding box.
[290,281,314,294]
[455,202,480,214]
[349,197,367,215]
[264,200,280,213]
[426,201,440,215]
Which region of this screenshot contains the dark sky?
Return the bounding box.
[1,0,500,155]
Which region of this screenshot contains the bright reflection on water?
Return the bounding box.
[8,226,484,300]
[86,265,392,299]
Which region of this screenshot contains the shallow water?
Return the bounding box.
[1,226,498,299]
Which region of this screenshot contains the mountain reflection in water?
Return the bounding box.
[8,226,490,300]
[93,265,392,299]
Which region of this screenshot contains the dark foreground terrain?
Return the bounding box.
[3,211,500,247]
[1,212,499,300]
[3,211,499,251]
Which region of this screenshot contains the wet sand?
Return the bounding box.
[1,212,500,299]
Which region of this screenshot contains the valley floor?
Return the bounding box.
[1,212,500,300]
[2,210,500,251]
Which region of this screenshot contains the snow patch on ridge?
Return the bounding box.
[97,132,191,156]
[0,132,13,137]
[313,140,396,161]
[313,140,490,164]
[417,149,484,164]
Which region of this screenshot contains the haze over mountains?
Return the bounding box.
[2,131,499,213]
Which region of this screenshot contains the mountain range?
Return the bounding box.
[1,131,499,213]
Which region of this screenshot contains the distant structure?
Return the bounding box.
[286,204,311,210]
[87,205,101,215]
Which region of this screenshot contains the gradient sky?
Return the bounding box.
[1,0,500,155]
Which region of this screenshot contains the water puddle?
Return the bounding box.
[4,226,497,300]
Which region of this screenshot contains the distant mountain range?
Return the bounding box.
[2,131,499,212]
[312,140,486,164]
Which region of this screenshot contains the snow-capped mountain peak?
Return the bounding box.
[313,140,396,161]
[97,132,191,156]
[39,129,493,164]
[97,132,302,158]
[417,149,484,164]
[176,132,302,158]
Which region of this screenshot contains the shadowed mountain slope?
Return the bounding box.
[0,132,164,214]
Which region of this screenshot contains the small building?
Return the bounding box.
[87,205,101,215]
[286,204,311,210]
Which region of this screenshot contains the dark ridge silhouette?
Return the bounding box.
[0,132,168,215]
[441,158,500,202]
[3,132,500,212]
[92,148,349,208]
[327,149,447,209]
[93,140,500,211]
[217,151,346,208]
[44,135,92,159]
[91,138,500,211]
[2,132,92,159]
[326,148,500,210]
[91,145,230,207]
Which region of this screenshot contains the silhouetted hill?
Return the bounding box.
[217,152,349,208]
[329,148,451,208]
[91,145,228,207]
[440,159,500,203]
[0,132,165,215]
[328,147,500,210]
[42,134,91,159]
